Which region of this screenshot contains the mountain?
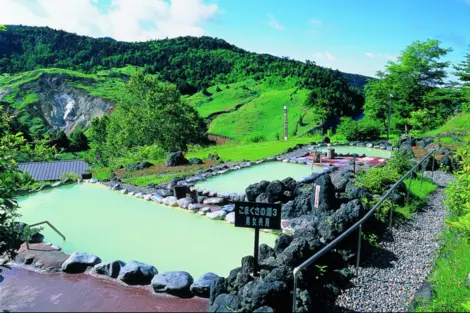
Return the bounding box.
[0,25,372,140]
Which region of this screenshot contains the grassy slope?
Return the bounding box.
[426,112,470,136]
[186,76,322,141]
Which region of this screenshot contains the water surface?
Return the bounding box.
[17,183,276,278]
[196,161,323,193]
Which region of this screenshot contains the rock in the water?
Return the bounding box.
[203,197,225,205]
[62,252,101,273]
[120,188,128,195]
[151,194,164,203]
[51,181,63,188]
[164,196,178,207]
[152,271,194,297]
[118,260,157,285]
[207,210,227,220]
[189,158,204,165]
[37,184,52,191]
[210,294,240,313]
[165,152,189,167]
[94,260,126,278]
[191,272,220,298]
[188,203,205,213]
[225,212,235,224]
[177,198,192,209]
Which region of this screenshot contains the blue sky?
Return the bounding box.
[199,0,470,77]
[2,0,469,78]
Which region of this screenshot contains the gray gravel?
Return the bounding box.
[335,171,455,312]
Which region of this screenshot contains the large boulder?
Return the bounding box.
[118,260,157,285]
[210,277,228,305]
[281,177,297,192]
[165,152,189,167]
[265,180,284,203]
[318,199,366,242]
[189,158,204,165]
[274,233,293,255]
[210,294,240,312]
[61,252,101,273]
[125,161,153,172]
[94,260,126,278]
[421,156,439,171]
[207,210,227,220]
[191,272,221,298]
[438,155,453,172]
[311,174,336,211]
[245,181,269,202]
[151,271,194,297]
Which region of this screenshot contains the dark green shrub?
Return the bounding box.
[337,117,382,141]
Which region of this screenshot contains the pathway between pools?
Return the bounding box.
[335,171,455,312]
[0,266,208,312]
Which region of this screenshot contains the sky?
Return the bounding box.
[0,0,469,78]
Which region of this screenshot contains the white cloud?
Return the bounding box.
[324,51,335,61]
[309,19,322,26]
[268,13,284,31]
[386,54,398,61]
[313,51,335,61]
[365,52,374,58]
[0,0,219,41]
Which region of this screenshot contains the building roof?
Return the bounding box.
[17,160,90,182]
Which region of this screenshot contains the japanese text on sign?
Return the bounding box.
[233,201,281,230]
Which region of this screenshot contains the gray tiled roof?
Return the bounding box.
[18,160,90,182]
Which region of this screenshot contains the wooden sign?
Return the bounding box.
[233,201,282,277]
[233,201,282,230]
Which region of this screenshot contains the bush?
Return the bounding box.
[250,135,266,143]
[337,117,382,141]
[62,172,80,181]
[356,166,401,194]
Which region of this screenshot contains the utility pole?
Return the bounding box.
[284,105,288,141]
[387,93,393,140]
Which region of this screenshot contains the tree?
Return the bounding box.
[0,106,57,282]
[364,39,452,131]
[106,72,207,155]
[455,46,470,87]
[68,129,89,152]
[0,25,6,32]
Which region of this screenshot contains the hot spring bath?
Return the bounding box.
[17,183,277,278]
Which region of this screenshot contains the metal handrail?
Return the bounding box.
[25,221,66,250]
[292,149,436,311]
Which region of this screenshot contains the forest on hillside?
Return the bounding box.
[0,25,368,94]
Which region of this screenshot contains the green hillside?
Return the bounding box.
[186,76,321,141]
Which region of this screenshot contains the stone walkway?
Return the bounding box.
[334,171,454,312]
[0,266,208,312]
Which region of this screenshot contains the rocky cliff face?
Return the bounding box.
[1,74,114,134]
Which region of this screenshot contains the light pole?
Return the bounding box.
[387,93,393,140]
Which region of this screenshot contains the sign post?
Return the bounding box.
[233,201,282,277]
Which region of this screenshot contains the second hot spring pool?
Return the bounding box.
[195,161,324,193]
[316,145,392,158]
[17,183,277,278]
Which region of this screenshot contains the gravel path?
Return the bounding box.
[335,171,455,312]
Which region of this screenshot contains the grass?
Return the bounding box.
[393,176,437,220]
[415,231,470,312]
[123,167,205,186]
[187,134,347,162]
[426,112,470,137]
